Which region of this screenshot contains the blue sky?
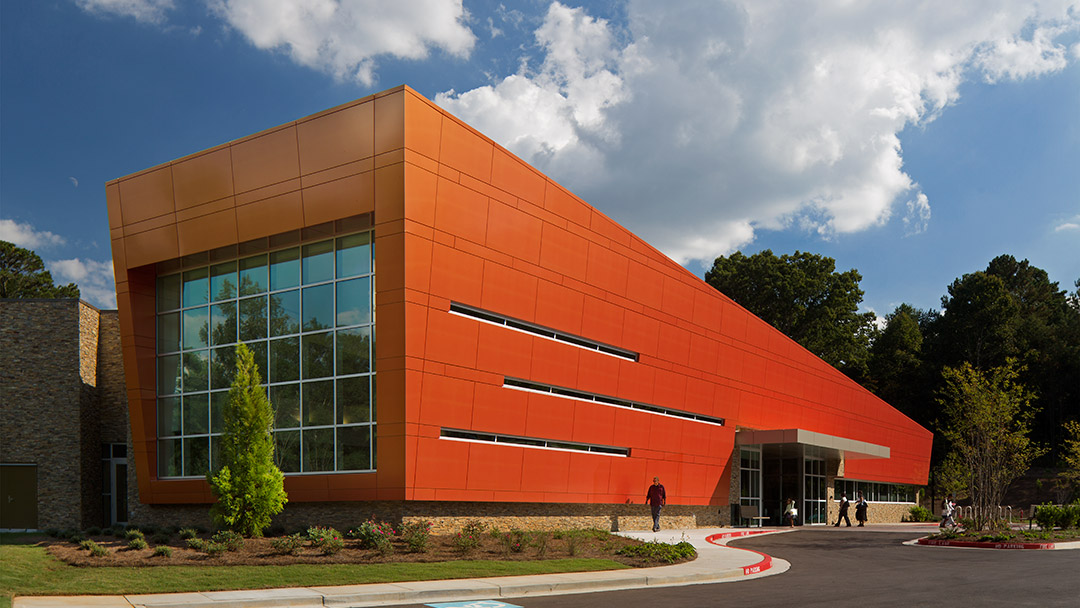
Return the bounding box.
[2,1,1078,316]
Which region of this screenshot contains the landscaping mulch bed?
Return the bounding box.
[43,530,690,569]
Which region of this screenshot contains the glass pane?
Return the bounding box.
[302,380,333,426]
[337,375,371,424]
[370,374,376,419]
[182,268,209,308]
[183,393,209,434]
[269,337,300,383]
[210,436,222,473]
[336,327,370,375]
[210,346,236,390]
[239,254,268,296]
[158,438,182,477]
[269,290,300,336]
[336,233,371,278]
[157,312,180,354]
[239,296,268,341]
[210,301,237,346]
[157,354,181,396]
[302,331,333,379]
[302,284,334,332]
[302,428,334,472]
[210,391,228,433]
[157,274,182,312]
[271,383,300,429]
[183,437,209,476]
[302,240,334,284]
[157,396,181,437]
[336,277,370,327]
[274,430,300,473]
[183,307,209,350]
[210,261,237,302]
[269,248,300,290]
[337,425,371,471]
[182,350,209,393]
[244,341,268,382]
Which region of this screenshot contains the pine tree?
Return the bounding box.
[208,343,287,537]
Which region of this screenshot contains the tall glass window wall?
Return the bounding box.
[155,232,375,478]
[834,479,917,503]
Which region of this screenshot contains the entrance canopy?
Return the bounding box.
[736,428,889,460]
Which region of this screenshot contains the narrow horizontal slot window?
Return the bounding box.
[504,377,725,427]
[449,302,638,362]
[440,428,629,457]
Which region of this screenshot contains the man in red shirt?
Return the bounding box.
[646,476,667,532]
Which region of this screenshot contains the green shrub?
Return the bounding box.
[616,540,697,563]
[565,532,582,556]
[499,529,528,555]
[452,522,485,556]
[400,520,432,554]
[150,532,171,545]
[153,545,172,558]
[307,526,345,555]
[348,520,394,554]
[78,539,96,551]
[128,538,148,550]
[178,528,198,540]
[66,533,86,544]
[186,538,207,551]
[531,531,550,557]
[1035,504,1061,531]
[83,526,103,536]
[203,541,227,557]
[44,528,60,538]
[123,528,144,541]
[212,530,244,552]
[57,528,78,541]
[107,526,125,538]
[908,505,936,522]
[1060,502,1080,529]
[270,533,305,555]
[89,542,109,558]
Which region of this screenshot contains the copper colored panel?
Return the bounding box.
[106,183,123,229]
[118,167,175,225]
[302,172,375,226]
[374,163,405,223]
[403,163,438,227]
[176,208,238,255]
[235,191,304,242]
[404,90,442,160]
[171,148,234,211]
[439,118,493,182]
[298,101,374,175]
[374,90,405,155]
[231,127,300,194]
[491,148,545,204]
[124,224,179,268]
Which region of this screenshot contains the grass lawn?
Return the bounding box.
[0,541,629,604]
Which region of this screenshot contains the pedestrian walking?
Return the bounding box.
[645,476,666,532]
[855,492,869,527]
[835,492,852,527]
[940,493,958,529]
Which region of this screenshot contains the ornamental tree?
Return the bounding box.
[208,342,287,537]
[0,241,79,299]
[937,360,1045,530]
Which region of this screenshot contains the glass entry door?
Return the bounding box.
[101,444,128,528]
[739,446,762,526]
[803,457,826,524]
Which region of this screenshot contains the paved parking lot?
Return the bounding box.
[403,528,1080,608]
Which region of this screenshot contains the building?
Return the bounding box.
[3,85,932,533]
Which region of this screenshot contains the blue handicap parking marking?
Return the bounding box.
[425,601,522,608]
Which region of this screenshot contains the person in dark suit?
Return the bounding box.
[855,492,869,527]
[835,492,852,527]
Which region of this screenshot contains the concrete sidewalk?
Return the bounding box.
[13,527,792,608]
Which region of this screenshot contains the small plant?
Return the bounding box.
[531,531,550,558]
[1035,504,1061,531]
[203,541,227,557]
[616,540,697,563]
[84,526,103,536]
[212,530,244,552]
[67,533,87,544]
[186,538,208,551]
[150,532,171,545]
[124,528,145,541]
[307,526,345,555]
[153,545,173,558]
[452,522,486,556]
[44,528,60,538]
[78,539,96,551]
[499,528,528,555]
[400,519,433,554]
[565,531,581,556]
[89,542,109,558]
[348,520,395,554]
[179,528,198,540]
[127,537,149,550]
[270,533,305,556]
[107,526,125,538]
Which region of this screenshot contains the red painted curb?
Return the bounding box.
[917,538,1055,550]
[706,530,775,574]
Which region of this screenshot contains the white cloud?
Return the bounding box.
[75,0,175,24]
[208,0,476,86]
[0,219,66,249]
[68,176,79,188]
[49,258,117,309]
[436,0,1080,265]
[1054,217,1080,232]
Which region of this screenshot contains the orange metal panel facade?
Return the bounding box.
[107,85,931,509]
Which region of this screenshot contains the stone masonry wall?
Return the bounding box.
[0,299,87,530]
[78,302,103,528]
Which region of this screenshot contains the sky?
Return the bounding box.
[1,0,1078,317]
